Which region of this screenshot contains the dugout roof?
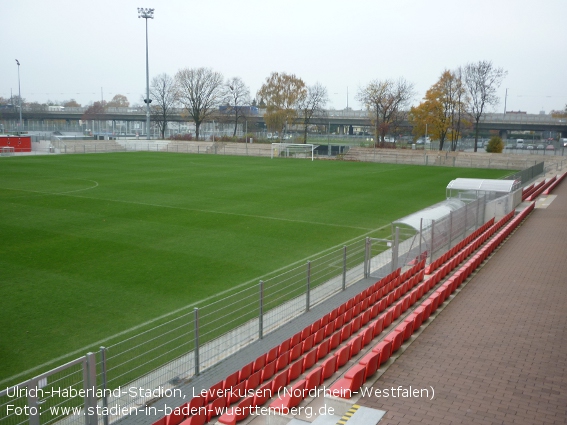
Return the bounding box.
[393,198,466,231]
[446,178,521,198]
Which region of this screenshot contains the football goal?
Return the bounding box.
[271,143,317,161]
[1,146,15,156]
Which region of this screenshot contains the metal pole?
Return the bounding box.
[364,237,369,278]
[138,8,154,140]
[306,261,311,312]
[430,220,435,264]
[476,195,481,227]
[482,193,487,225]
[419,218,423,259]
[16,60,23,131]
[86,352,98,425]
[342,245,347,291]
[100,347,109,425]
[393,227,399,271]
[145,18,150,140]
[27,377,40,425]
[463,202,469,235]
[448,211,453,249]
[259,281,264,339]
[194,307,200,375]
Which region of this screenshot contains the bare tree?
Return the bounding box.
[150,73,178,139]
[224,77,251,137]
[463,60,507,152]
[356,78,414,145]
[448,67,468,151]
[175,67,225,140]
[297,82,329,143]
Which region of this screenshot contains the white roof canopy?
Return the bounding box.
[446,178,520,193]
[393,199,465,231]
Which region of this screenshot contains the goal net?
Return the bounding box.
[271,143,317,161]
[1,146,15,157]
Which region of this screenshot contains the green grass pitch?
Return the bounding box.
[0,152,510,384]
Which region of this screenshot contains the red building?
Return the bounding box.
[0,135,32,152]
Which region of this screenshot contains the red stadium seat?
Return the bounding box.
[253,382,272,406]
[384,330,404,353]
[206,395,227,422]
[321,355,338,380]
[302,334,314,353]
[289,343,302,363]
[238,362,253,383]
[317,338,330,360]
[288,358,303,382]
[305,366,323,391]
[329,330,341,350]
[271,370,288,393]
[372,340,393,365]
[261,360,276,383]
[246,371,261,392]
[358,350,381,379]
[276,352,289,371]
[335,345,351,368]
[270,379,306,411]
[218,396,254,425]
[252,354,265,373]
[328,364,366,399]
[303,348,318,371]
[350,337,366,360]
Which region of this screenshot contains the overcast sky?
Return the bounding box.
[2,0,566,114]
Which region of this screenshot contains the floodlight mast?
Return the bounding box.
[138,8,154,140]
[15,59,22,131]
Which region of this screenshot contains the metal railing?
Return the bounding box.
[504,161,545,185]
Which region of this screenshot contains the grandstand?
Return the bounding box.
[125,172,565,425]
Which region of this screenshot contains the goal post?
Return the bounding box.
[1,146,15,157]
[271,143,316,161]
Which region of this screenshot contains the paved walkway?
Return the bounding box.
[358,179,567,423]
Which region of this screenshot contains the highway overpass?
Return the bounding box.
[1,107,566,136]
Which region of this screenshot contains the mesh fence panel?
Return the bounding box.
[198,284,260,370]
[0,357,88,425]
[425,196,488,261]
[103,309,195,411]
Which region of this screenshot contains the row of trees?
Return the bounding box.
[408,61,507,152]
[3,60,507,149]
[149,69,329,142]
[1,95,128,111]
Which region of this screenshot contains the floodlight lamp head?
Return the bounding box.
[15,59,20,66]
[137,8,154,19]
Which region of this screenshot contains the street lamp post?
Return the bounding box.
[15,59,22,131]
[138,7,154,140]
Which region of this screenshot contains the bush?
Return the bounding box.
[485,137,504,153]
[169,133,193,141]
